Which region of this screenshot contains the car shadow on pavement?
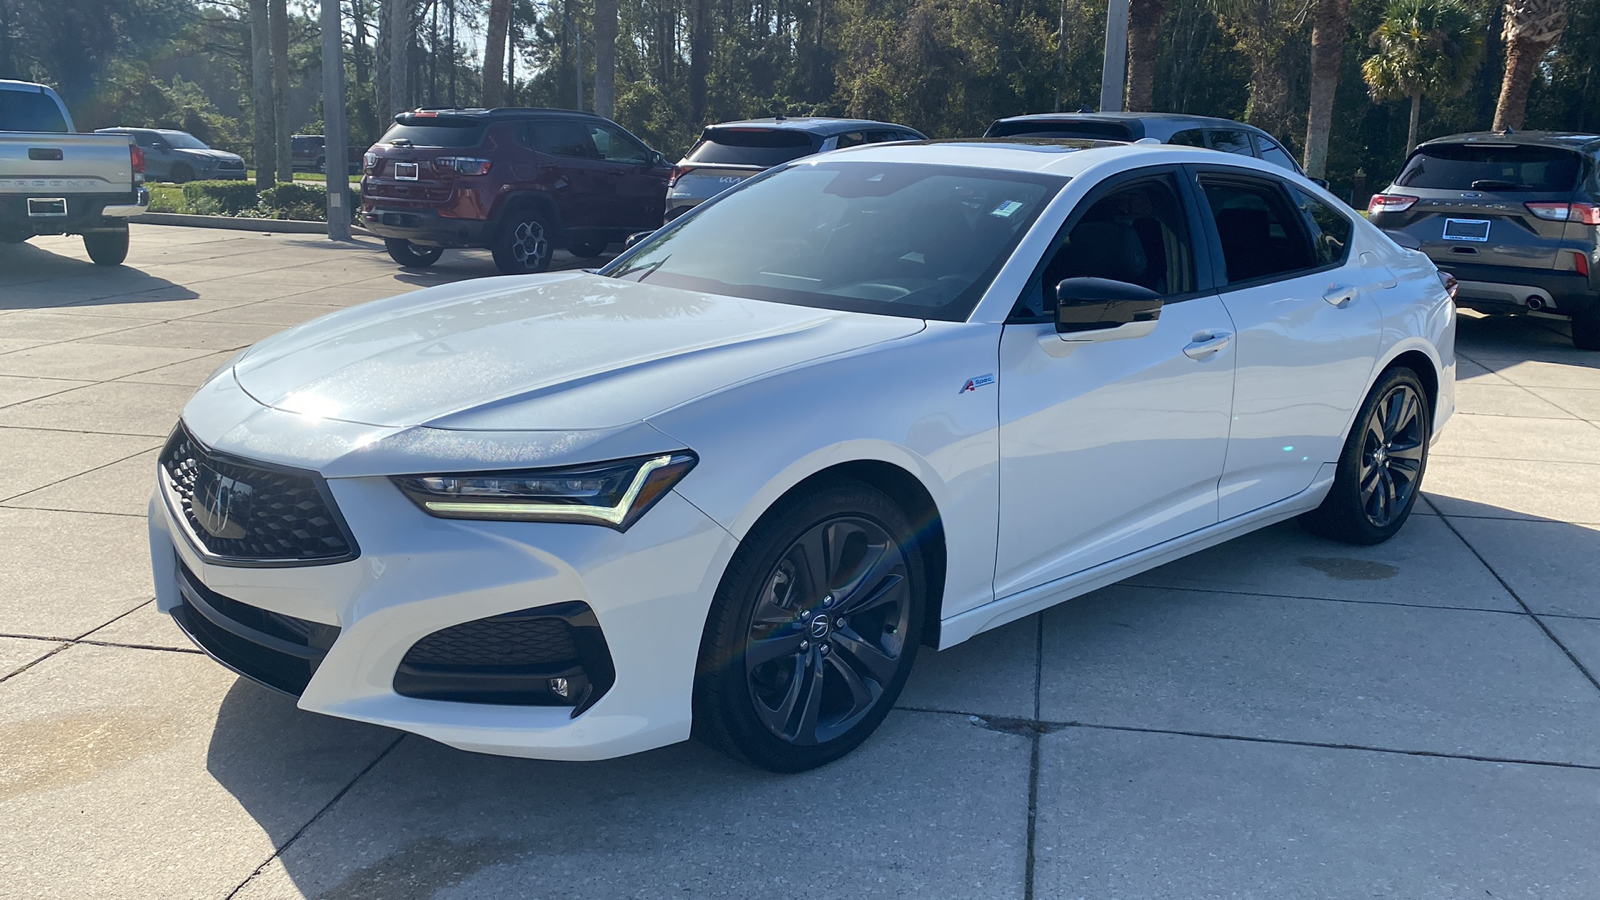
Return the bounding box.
[0,240,197,309]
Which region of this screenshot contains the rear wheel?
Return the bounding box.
[490,208,554,275]
[1573,311,1600,351]
[1300,367,1430,545]
[83,228,130,266]
[384,239,443,268]
[694,480,925,772]
[566,240,607,259]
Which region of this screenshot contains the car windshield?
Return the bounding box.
[161,132,210,150]
[381,120,486,147]
[1396,144,1582,192]
[686,128,818,167]
[605,161,1064,322]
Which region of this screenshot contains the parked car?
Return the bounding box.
[291,134,363,174]
[152,139,1453,772]
[0,79,147,264]
[1367,131,1600,350]
[361,107,671,272]
[93,127,246,183]
[665,117,927,221]
[985,112,1310,178]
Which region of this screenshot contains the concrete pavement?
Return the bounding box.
[3,226,1600,899]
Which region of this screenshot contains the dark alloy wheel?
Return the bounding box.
[384,238,443,268]
[491,208,554,275]
[83,228,130,266]
[695,481,925,771]
[1301,367,1430,544]
[1573,311,1600,352]
[566,240,607,259]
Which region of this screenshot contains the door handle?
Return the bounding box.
[1323,286,1358,307]
[1182,331,1232,359]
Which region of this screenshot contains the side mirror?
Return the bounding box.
[623,230,656,250]
[1056,277,1162,334]
[153,140,171,152]
[651,150,669,168]
[1310,177,1330,189]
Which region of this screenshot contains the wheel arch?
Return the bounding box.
[1373,341,1443,430]
[492,190,566,240]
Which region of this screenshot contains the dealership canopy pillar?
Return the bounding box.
[1099,0,1130,113]
[322,0,352,241]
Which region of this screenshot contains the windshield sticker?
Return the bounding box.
[991,200,1024,218]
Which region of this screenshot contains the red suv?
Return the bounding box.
[361,108,672,273]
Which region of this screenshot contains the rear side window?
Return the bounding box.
[985,120,1135,141]
[686,129,817,166]
[1289,186,1353,265]
[1396,144,1582,192]
[1170,130,1206,148]
[0,89,69,133]
[1200,177,1317,283]
[380,121,486,148]
[1207,130,1254,156]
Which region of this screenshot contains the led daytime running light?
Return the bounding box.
[396,452,697,530]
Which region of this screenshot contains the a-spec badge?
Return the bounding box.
[959,374,996,394]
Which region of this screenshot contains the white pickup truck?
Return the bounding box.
[1,79,148,265]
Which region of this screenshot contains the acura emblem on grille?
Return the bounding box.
[192,467,253,540]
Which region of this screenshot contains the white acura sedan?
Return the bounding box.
[150,140,1455,771]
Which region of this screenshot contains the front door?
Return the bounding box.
[1191,169,1384,520]
[995,170,1237,598]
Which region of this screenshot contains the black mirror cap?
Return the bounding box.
[623,230,656,250]
[1383,228,1422,251]
[1310,177,1330,189]
[1055,276,1163,334]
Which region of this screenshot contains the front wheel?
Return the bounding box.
[1573,311,1600,351]
[694,480,925,772]
[384,239,443,268]
[1300,367,1430,545]
[84,228,130,266]
[490,208,554,275]
[566,240,607,259]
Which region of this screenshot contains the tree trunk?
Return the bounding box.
[482,0,510,107]
[1407,89,1421,152]
[1301,0,1348,178]
[1125,0,1165,112]
[386,0,408,117]
[270,0,292,182]
[1493,36,1544,131]
[690,0,710,125]
[593,0,617,119]
[249,0,276,188]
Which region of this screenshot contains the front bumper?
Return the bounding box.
[360,205,492,248]
[148,442,737,761]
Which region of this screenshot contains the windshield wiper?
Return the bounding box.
[1469,179,1536,191]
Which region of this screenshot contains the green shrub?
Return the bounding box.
[258,182,328,221]
[181,180,260,215]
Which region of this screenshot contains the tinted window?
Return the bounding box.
[985,120,1135,141]
[161,132,209,150]
[1395,143,1581,192]
[293,136,321,152]
[1016,175,1196,320]
[1200,178,1316,283]
[1290,186,1352,265]
[527,120,600,158]
[607,162,1063,322]
[380,121,486,148]
[1208,130,1254,155]
[1257,140,1298,172]
[0,89,68,132]
[588,122,652,163]
[1170,130,1206,148]
[687,128,817,166]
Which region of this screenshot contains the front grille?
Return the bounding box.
[159,425,357,566]
[171,560,340,696]
[217,159,244,170]
[395,602,616,714]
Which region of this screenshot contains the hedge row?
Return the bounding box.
[174,180,356,221]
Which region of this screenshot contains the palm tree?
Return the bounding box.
[1302,0,1350,179]
[1126,0,1166,111]
[483,0,511,107]
[1493,0,1569,131]
[1362,0,1484,153]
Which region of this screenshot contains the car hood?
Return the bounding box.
[179,148,242,163]
[231,272,925,431]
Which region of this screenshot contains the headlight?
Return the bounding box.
[392,452,697,530]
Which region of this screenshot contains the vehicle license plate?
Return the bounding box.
[1443,218,1490,242]
[26,197,66,217]
[393,162,419,181]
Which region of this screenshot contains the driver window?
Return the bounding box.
[1012,175,1196,320]
[588,123,651,164]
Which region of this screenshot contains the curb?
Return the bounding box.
[131,212,365,234]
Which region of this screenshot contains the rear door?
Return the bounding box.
[583,120,670,229]
[1384,142,1582,271]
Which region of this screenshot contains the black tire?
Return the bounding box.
[1573,311,1600,351]
[1300,366,1431,545]
[83,228,130,266]
[171,164,195,184]
[566,240,607,259]
[384,239,443,268]
[694,479,926,772]
[490,207,555,275]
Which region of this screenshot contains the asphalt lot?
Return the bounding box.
[3,225,1599,899]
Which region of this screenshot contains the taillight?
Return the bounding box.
[1437,270,1458,301]
[1367,193,1417,215]
[1526,201,1600,225]
[363,151,377,174]
[434,157,492,175]
[668,164,693,188]
[1575,250,1591,278]
[129,144,145,184]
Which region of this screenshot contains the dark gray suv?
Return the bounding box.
[1368,131,1600,350]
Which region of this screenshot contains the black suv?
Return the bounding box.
[361,108,671,273]
[1369,132,1600,350]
